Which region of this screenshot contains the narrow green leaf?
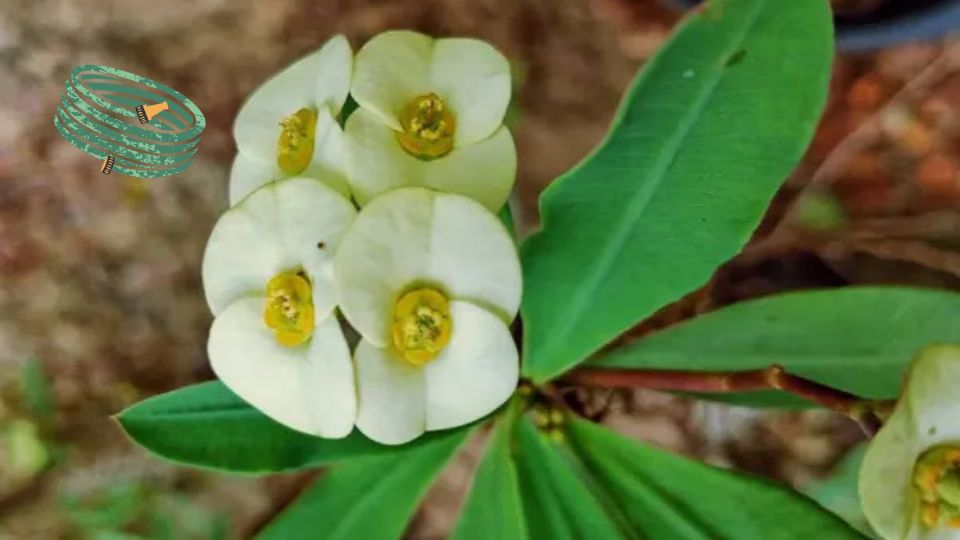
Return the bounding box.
[452,411,527,540]
[117,381,469,473]
[520,0,834,382]
[453,406,630,539]
[593,287,960,406]
[258,427,471,540]
[566,418,868,539]
[20,358,54,420]
[499,202,517,241]
[514,417,625,539]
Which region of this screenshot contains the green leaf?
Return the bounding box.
[513,417,625,539]
[520,0,834,382]
[593,287,960,406]
[499,202,517,241]
[117,381,470,473]
[20,358,54,420]
[566,418,868,539]
[61,482,147,531]
[90,532,146,540]
[258,427,471,540]
[337,95,359,127]
[452,410,527,540]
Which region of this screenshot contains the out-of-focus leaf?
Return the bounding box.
[794,190,846,232]
[90,531,146,540]
[2,419,49,477]
[20,358,54,420]
[61,482,146,531]
[152,492,231,540]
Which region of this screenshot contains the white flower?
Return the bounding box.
[230,35,353,206]
[333,187,521,444]
[202,177,357,437]
[344,30,516,212]
[860,345,960,540]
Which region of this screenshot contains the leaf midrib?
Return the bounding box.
[530,0,770,381]
[120,402,261,423]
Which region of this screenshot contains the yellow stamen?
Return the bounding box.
[390,287,452,366]
[922,504,941,527]
[913,445,960,530]
[263,271,314,346]
[396,93,455,160]
[918,467,942,499]
[277,107,318,175]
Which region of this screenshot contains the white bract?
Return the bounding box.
[861,345,960,540]
[202,177,357,437]
[344,30,516,212]
[333,187,521,444]
[230,35,353,206]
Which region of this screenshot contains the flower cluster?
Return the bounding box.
[203,31,520,444]
[860,345,960,540]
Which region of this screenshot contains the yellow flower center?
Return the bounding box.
[913,445,960,530]
[390,287,452,366]
[396,93,456,160]
[277,107,318,175]
[263,271,314,347]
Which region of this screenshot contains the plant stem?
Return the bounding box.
[567,366,889,436]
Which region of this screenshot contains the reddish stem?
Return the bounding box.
[567,366,886,435]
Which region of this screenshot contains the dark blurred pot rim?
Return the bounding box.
[658,0,960,52]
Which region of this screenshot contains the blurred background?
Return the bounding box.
[2,0,960,538]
